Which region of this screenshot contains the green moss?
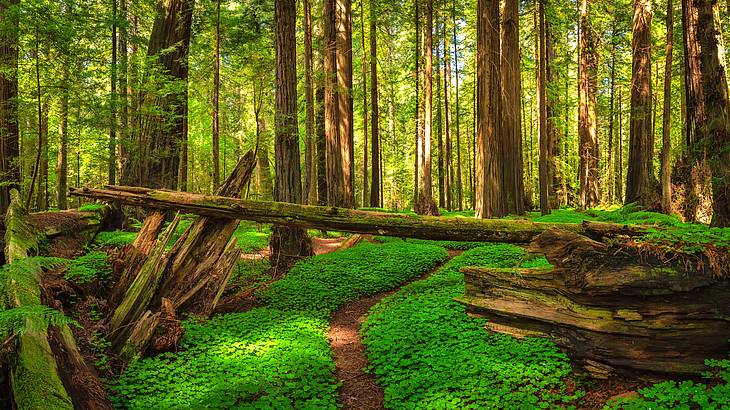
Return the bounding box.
[78,203,106,212]
[12,333,74,410]
[92,231,138,248]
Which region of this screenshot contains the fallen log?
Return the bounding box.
[108,151,255,359]
[457,229,730,378]
[69,186,647,243]
[2,189,111,409]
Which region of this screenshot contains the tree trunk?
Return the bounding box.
[272,0,314,265]
[304,0,316,204]
[661,0,674,212]
[255,113,274,201]
[537,0,549,215]
[696,0,730,227]
[337,0,354,208]
[110,0,118,186]
[607,26,617,204]
[324,0,344,206]
[578,0,600,208]
[369,0,380,208]
[71,185,649,243]
[437,34,445,210]
[414,0,421,209]
[0,0,19,216]
[316,54,328,206]
[27,35,43,210]
[124,0,193,189]
[360,0,369,207]
[57,76,69,210]
[627,0,655,207]
[212,0,221,189]
[476,0,503,218]
[501,0,524,215]
[119,0,129,187]
[444,22,454,212]
[453,2,463,211]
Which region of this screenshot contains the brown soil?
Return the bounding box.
[328,251,459,410]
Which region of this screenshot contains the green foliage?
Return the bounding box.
[227,258,272,291]
[232,221,271,253]
[257,241,448,317]
[78,203,105,212]
[64,251,112,285]
[113,241,447,409]
[362,245,578,409]
[373,236,485,251]
[92,231,138,248]
[0,257,67,298]
[0,305,78,338]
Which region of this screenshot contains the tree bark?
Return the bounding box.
[212,0,221,189]
[476,0,503,218]
[444,22,454,212]
[696,0,730,227]
[337,0,355,207]
[304,0,316,204]
[272,0,314,264]
[501,0,524,215]
[0,0,19,216]
[453,2,463,211]
[578,0,600,208]
[537,0,549,215]
[661,0,674,212]
[316,53,328,206]
[627,0,655,207]
[360,0,369,207]
[70,185,648,243]
[437,33,445,210]
[369,0,380,208]
[324,0,344,206]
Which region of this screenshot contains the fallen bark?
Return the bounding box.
[457,229,730,378]
[69,186,647,243]
[2,190,111,409]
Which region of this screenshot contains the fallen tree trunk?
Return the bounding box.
[108,151,255,359]
[2,189,111,409]
[69,186,647,243]
[457,229,730,378]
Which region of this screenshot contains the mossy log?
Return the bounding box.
[108,151,254,359]
[3,190,111,409]
[457,229,730,378]
[69,186,647,243]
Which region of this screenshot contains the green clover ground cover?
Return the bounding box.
[111,241,447,409]
[362,244,580,409]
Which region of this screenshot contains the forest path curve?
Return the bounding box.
[328,250,460,410]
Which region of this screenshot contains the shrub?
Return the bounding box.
[65,251,112,285]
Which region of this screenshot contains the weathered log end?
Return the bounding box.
[458,229,730,378]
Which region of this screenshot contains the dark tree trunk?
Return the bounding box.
[444,21,454,212]
[537,0,549,215]
[626,0,655,207]
[337,0,354,207]
[1,0,20,215]
[578,0,600,208]
[123,0,193,189]
[304,0,316,204]
[501,0,524,215]
[476,0,503,218]
[369,0,380,208]
[453,1,463,211]
[661,0,674,212]
[324,0,344,206]
[212,0,221,189]
[437,35,444,210]
[272,0,313,265]
[696,0,730,227]
[607,25,617,204]
[110,0,118,186]
[316,55,328,206]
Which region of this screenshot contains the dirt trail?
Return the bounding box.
[328,250,459,410]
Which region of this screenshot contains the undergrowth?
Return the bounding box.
[93,231,138,248]
[373,236,484,251]
[362,244,582,409]
[64,251,112,285]
[111,241,447,409]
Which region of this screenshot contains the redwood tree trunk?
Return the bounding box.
[324,0,344,206]
[337,0,354,207]
[537,0,549,215]
[272,0,313,263]
[444,21,454,211]
[212,0,221,189]
[627,0,655,207]
[578,0,600,208]
[360,0,368,207]
[501,0,524,215]
[304,0,316,204]
[453,1,463,211]
[661,0,674,212]
[475,0,503,218]
[369,0,380,208]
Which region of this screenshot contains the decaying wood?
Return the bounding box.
[108,151,255,359]
[458,229,730,378]
[3,189,111,409]
[69,186,648,243]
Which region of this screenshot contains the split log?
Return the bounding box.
[108,151,255,359]
[69,186,648,243]
[457,229,730,378]
[2,189,111,409]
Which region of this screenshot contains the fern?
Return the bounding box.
[0,305,78,337]
[0,257,68,294]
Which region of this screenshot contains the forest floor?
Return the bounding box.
[328,249,462,410]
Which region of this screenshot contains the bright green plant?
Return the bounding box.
[92,231,138,248]
[64,251,112,285]
[362,245,581,409]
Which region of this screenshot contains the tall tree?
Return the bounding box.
[360,0,369,206]
[626,0,655,206]
[337,0,354,207]
[696,0,730,227]
[0,0,20,215]
[304,0,316,204]
[316,54,328,206]
[537,0,549,215]
[443,21,454,211]
[475,0,503,218]
[122,0,194,189]
[501,0,524,215]
[578,0,600,208]
[369,0,380,207]
[212,0,221,188]
[414,0,420,208]
[415,0,438,215]
[436,33,444,210]
[271,0,313,264]
[661,0,673,212]
[324,0,344,206]
[110,0,118,185]
[453,1,463,211]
